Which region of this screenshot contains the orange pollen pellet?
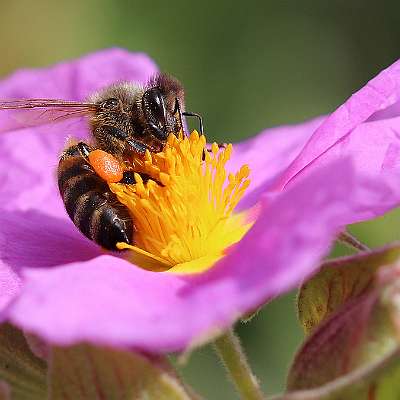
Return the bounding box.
[88,149,124,183]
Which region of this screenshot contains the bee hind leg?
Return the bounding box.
[72,142,158,186]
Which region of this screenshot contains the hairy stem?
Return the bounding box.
[337,230,369,253]
[213,329,265,400]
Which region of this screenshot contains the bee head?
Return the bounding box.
[140,73,185,141]
[88,75,185,156]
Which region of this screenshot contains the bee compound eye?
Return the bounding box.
[143,88,166,124]
[102,98,120,110]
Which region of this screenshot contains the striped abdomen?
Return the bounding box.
[58,147,133,250]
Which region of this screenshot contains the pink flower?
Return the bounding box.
[1,49,400,353]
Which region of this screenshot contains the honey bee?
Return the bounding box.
[0,73,203,250]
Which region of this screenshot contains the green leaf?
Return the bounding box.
[289,292,397,391]
[298,242,400,334]
[49,344,197,400]
[279,263,400,400]
[0,324,47,400]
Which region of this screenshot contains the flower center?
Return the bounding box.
[109,131,252,274]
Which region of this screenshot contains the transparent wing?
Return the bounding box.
[0,99,98,133]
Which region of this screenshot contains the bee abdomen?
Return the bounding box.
[58,152,133,250]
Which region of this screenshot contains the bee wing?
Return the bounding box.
[0,99,98,133]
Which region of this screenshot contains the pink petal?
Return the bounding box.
[0,208,100,310]
[276,59,400,192]
[284,116,400,222]
[0,210,101,270]
[0,263,20,311]
[228,116,325,210]
[3,158,381,353]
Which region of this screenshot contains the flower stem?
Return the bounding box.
[213,329,265,400]
[337,230,369,252]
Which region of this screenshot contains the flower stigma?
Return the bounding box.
[109,131,252,274]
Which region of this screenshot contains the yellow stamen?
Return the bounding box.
[109,131,252,274]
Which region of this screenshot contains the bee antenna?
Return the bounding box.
[182,111,204,135]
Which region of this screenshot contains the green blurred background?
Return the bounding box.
[2,1,400,398]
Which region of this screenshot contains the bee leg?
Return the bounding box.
[73,139,154,186]
[119,171,150,184]
[125,139,149,155]
[102,125,129,140]
[60,141,92,163]
[76,141,92,160]
[119,171,163,186]
[202,143,227,161]
[99,125,151,155]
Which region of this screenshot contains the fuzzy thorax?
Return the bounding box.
[109,131,252,274]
